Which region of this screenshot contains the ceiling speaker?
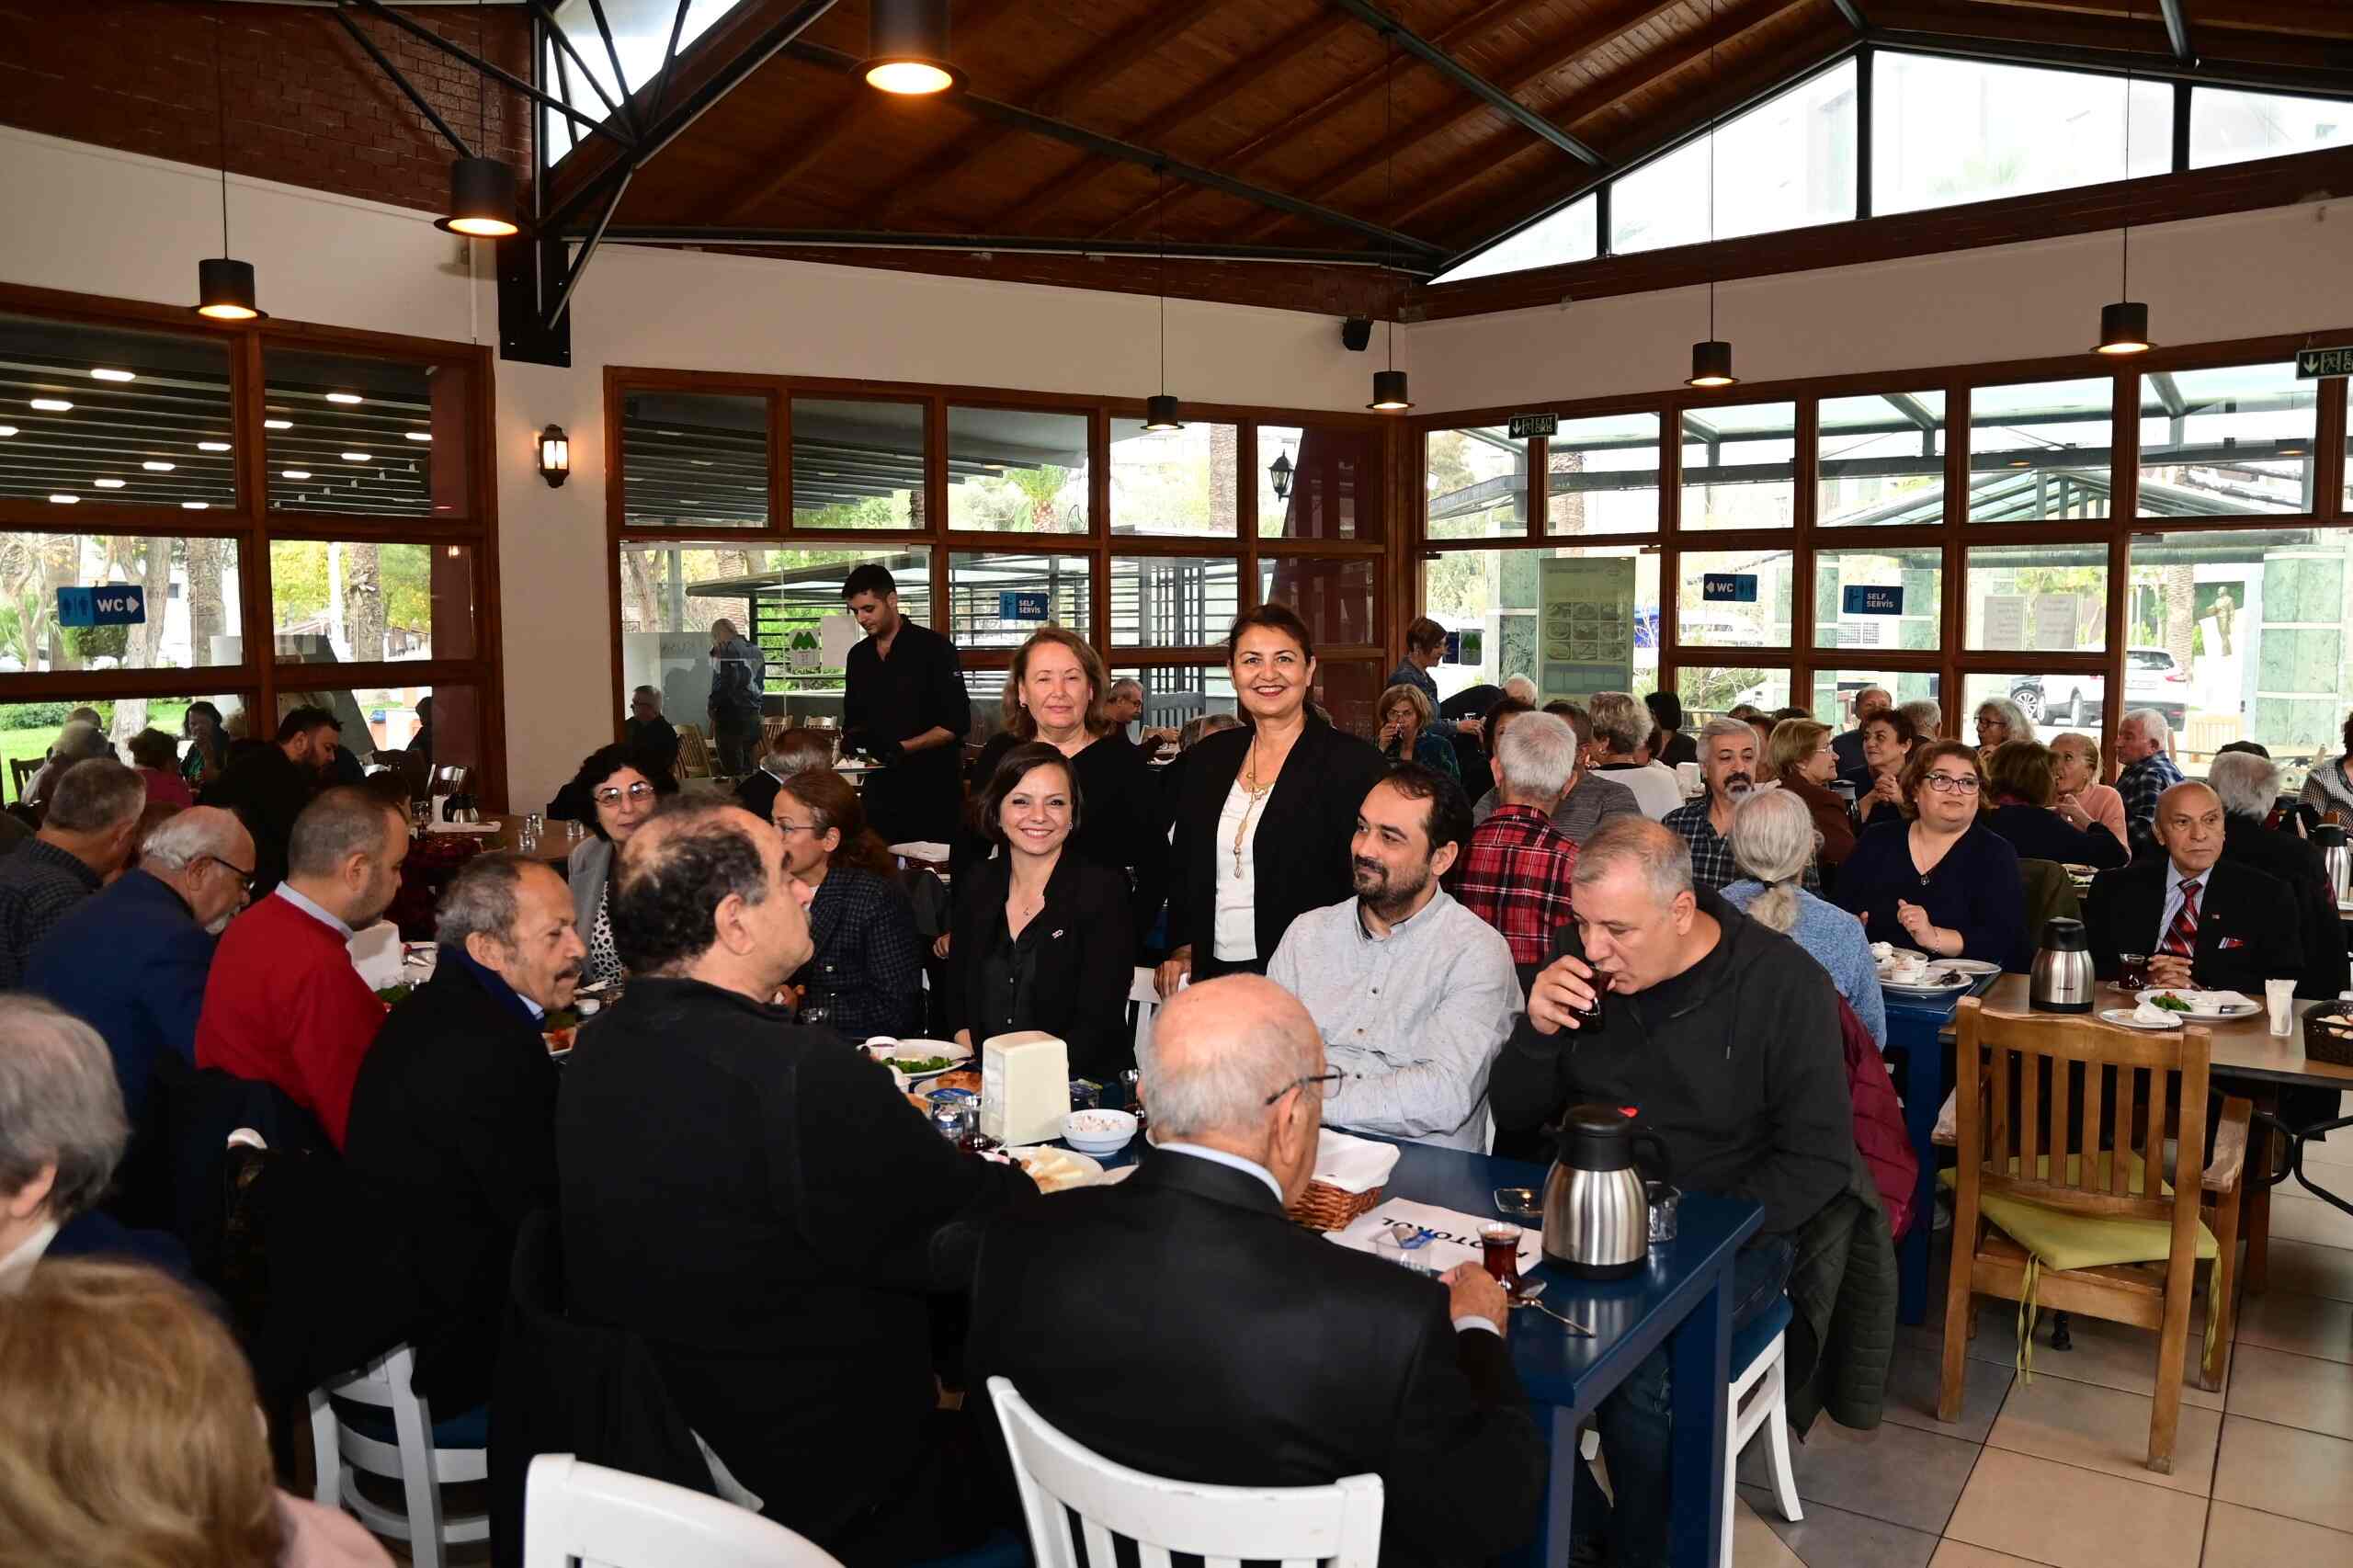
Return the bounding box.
[1340,316,1372,352]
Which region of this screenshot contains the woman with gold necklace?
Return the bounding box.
[1158,604,1388,996]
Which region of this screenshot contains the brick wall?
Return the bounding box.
[0,0,531,219]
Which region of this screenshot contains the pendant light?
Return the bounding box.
[2093,2,2154,355]
[864,0,961,96]
[438,1,520,236]
[1142,165,1185,432]
[1368,27,1413,413]
[193,6,267,321]
[1687,0,1734,387]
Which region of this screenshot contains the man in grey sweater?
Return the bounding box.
[1267,764,1518,1152]
[1472,699,1641,844]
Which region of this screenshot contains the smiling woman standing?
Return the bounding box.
[956,626,1162,953]
[1160,605,1388,995]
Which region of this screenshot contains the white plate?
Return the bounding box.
[2133,989,2258,1019]
[2100,1006,2183,1031]
[1938,959,2003,977]
[868,1039,972,1082]
[1003,1145,1104,1194]
[1882,977,1972,997]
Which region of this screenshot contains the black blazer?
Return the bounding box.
[2221,815,2350,998]
[555,977,1032,1554]
[957,730,1166,955]
[343,955,559,1412]
[966,1148,1546,1568]
[945,849,1136,1078]
[2084,856,2304,995]
[1165,720,1387,969]
[733,767,783,824]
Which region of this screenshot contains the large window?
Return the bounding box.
[1260,426,1382,540]
[1681,404,1797,531]
[1111,555,1237,650]
[271,540,473,665]
[1425,426,1528,540]
[1421,545,1659,709]
[792,399,923,529]
[949,551,1093,645]
[265,347,468,519]
[1679,549,1793,649]
[1874,53,2171,216]
[540,0,748,161]
[2190,86,2353,171]
[1547,414,1663,536]
[0,313,236,511]
[1429,196,1597,287]
[2136,362,2317,517]
[948,407,1089,535]
[1965,542,2109,653]
[1814,546,1943,653]
[621,391,769,529]
[0,533,240,673]
[1110,420,1237,538]
[1969,379,2114,523]
[1612,61,1858,255]
[1820,392,1946,527]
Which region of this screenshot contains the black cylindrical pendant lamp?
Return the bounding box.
[1688,338,1736,388]
[437,155,520,237]
[864,0,961,95]
[1142,394,1185,433]
[2094,300,2154,356]
[195,257,266,322]
[1368,369,1413,412]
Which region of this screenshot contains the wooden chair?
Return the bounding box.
[673,723,714,780]
[8,755,40,804]
[1938,998,2251,1472]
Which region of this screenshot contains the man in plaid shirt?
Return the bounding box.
[1454,710,1581,966]
[2115,708,2185,862]
[1663,718,1820,894]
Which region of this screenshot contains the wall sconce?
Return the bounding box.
[538,424,570,488]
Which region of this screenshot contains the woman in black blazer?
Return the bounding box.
[1160,604,1388,995]
[946,741,1136,1079]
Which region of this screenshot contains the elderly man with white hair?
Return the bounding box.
[2114,707,2184,861]
[1455,710,1584,968]
[1502,672,1539,705]
[0,995,185,1291]
[0,757,147,987]
[967,974,1545,1568]
[2209,750,2349,1000]
[1587,690,1685,819]
[2086,778,2301,998]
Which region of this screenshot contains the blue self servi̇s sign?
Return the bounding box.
[56,585,147,628]
[1843,585,1904,616]
[997,591,1049,622]
[1700,574,1757,604]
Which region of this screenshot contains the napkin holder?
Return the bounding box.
[979,1030,1070,1147]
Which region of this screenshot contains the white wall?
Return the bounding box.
[1402,198,2351,411]
[4,124,2347,806]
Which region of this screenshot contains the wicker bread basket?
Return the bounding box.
[1286,1180,1384,1232]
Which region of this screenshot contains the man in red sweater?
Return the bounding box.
[197,786,410,1149]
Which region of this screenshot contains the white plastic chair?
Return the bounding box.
[1129,967,1161,1059]
[1723,1326,1802,1564]
[988,1375,1384,1568]
[307,1343,487,1568]
[523,1454,843,1568]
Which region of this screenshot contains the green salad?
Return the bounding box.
[373,983,412,1007]
[2149,993,2193,1013]
[542,1007,583,1033]
[891,1055,954,1074]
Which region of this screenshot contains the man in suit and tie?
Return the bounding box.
[2086,779,2303,995]
[966,974,1545,1568]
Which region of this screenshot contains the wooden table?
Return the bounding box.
[477,816,574,865]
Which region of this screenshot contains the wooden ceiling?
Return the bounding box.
[539,0,2353,315]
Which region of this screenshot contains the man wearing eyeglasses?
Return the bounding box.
[27,806,256,1226]
[2085,779,2302,1000]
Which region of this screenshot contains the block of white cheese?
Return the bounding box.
[980,1030,1070,1148]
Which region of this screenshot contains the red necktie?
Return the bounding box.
[2162,879,2201,960]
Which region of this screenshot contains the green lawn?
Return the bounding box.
[0,699,193,805]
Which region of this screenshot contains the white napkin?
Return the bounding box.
[1312,1129,1402,1195]
[347,921,404,991]
[889,841,951,863]
[1329,1198,1540,1277]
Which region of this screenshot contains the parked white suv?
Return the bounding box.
[2012,647,2188,731]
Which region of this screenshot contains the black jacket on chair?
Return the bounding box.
[2084,856,2304,994]
[2220,815,2350,998]
[343,951,560,1413]
[1165,719,1387,971]
[555,977,1034,1555]
[965,1147,1546,1568]
[944,849,1136,1078]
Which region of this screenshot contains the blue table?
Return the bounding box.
[1882,973,2000,1324]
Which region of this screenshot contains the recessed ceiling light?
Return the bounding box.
[30,399,72,413]
[341,451,371,462]
[326,392,363,404]
[0,426,16,437]
[265,418,292,430]
[198,440,231,452]
[142,460,176,472]
[281,469,312,480]
[90,368,135,382]
[181,501,210,510]
[93,478,126,489]
[404,431,431,443]
[48,494,78,505]
[690,459,712,466]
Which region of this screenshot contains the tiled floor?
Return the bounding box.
[1728,1221,2353,1568]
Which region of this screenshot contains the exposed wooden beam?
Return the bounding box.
[978,9,1358,233]
[2158,0,2190,61]
[871,0,1231,227]
[1323,0,1605,164]
[1091,0,1572,236]
[1389,0,1817,232]
[2192,2,2353,45]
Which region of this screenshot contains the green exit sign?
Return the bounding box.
[1507,412,1558,439]
[2294,346,2353,380]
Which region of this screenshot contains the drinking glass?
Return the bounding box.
[2117,952,2152,991]
[1646,1182,1680,1246]
[1478,1222,1523,1291]
[524,812,544,837]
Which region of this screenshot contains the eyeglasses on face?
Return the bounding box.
[593,782,656,806]
[1923,772,1982,794]
[199,855,256,892]
[1263,1071,1346,1107]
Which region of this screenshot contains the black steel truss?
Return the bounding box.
[1324,0,1606,166]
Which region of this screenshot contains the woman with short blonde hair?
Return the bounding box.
[1765,717,1855,869]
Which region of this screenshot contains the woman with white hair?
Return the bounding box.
[1721,790,1886,1048]
[1973,697,2036,763]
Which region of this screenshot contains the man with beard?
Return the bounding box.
[1663,717,1818,894]
[1267,763,1518,1151]
[343,853,585,1411]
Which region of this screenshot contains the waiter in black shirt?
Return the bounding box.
[841,563,970,844]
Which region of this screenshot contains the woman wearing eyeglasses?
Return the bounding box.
[1832,739,2029,972]
[563,742,664,989]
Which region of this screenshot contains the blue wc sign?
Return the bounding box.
[56,585,146,628]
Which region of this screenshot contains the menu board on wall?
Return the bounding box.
[1539,555,1636,700]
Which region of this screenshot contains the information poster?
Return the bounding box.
[1538,555,1636,700]
[2033,594,2080,649]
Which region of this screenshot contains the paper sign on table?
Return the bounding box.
[1328,1198,1541,1278]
